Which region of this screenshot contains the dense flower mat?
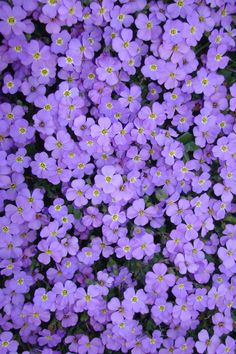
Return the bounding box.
[0,0,236,353]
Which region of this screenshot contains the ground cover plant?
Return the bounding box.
[0,0,236,353]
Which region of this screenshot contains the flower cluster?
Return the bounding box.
[0,0,236,353]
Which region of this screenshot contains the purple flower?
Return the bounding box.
[2,73,21,94]
[34,288,56,311]
[95,166,122,194]
[96,55,121,86]
[163,19,184,44]
[141,330,163,353]
[66,179,89,208]
[115,237,133,260]
[31,152,56,179]
[230,83,236,111]
[195,329,220,354]
[141,56,165,80]
[108,297,132,323]
[0,332,19,353]
[53,280,77,310]
[58,0,82,26]
[123,287,148,314]
[162,141,184,165]
[112,29,138,61]
[74,285,100,313]
[7,148,31,173]
[131,233,156,260]
[157,62,185,89]
[119,84,142,113]
[90,0,113,26]
[77,246,100,265]
[207,44,229,71]
[0,1,235,352]
[127,199,155,226]
[103,205,126,228]
[173,298,192,322]
[212,312,233,336]
[110,5,134,30]
[6,271,33,294]
[145,263,176,294]
[216,336,235,354]
[45,130,73,158]
[151,298,173,325]
[10,119,35,146]
[218,240,236,269]
[193,68,224,96]
[77,335,104,354]
[135,13,161,41]
[0,4,28,37]
[38,239,66,265]
[91,117,113,147]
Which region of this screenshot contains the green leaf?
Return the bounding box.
[177,132,193,144]
[146,319,156,332]
[80,312,89,322]
[183,152,190,162]
[224,215,236,224]
[74,210,82,219]
[185,141,199,152]
[68,205,82,219]
[155,189,168,201]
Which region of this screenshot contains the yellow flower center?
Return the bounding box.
[123,245,131,252]
[150,64,157,71]
[106,66,113,73]
[80,46,86,52]
[41,68,49,76]
[105,176,112,183]
[7,81,14,88]
[85,294,91,301]
[112,214,119,221]
[2,341,9,347]
[2,226,9,233]
[101,128,108,135]
[77,189,83,196]
[215,54,222,61]
[33,52,41,60]
[39,162,46,170]
[56,38,63,45]
[221,145,228,152]
[66,56,73,64]
[99,7,106,14]
[118,14,124,21]
[170,28,177,35]
[93,190,100,196]
[201,78,209,86]
[44,104,52,111]
[7,17,16,25]
[69,7,75,15]
[146,21,153,29]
